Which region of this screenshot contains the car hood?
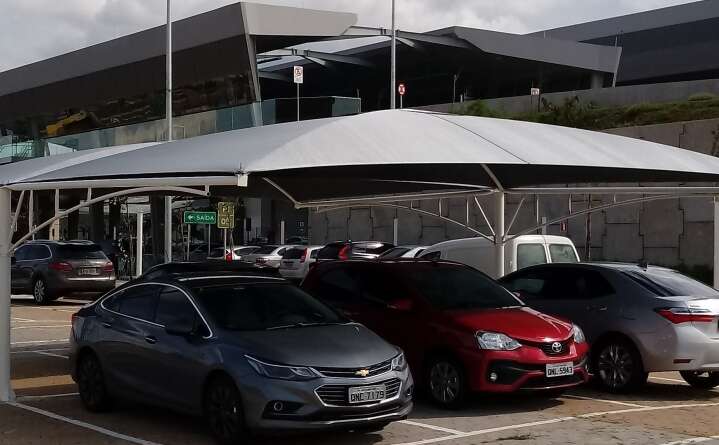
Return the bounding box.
[446,307,573,343]
[231,323,398,368]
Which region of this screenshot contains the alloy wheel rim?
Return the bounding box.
[430,362,460,404]
[598,344,633,389]
[34,280,45,302]
[208,384,241,439]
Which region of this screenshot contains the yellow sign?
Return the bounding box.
[217,202,235,229]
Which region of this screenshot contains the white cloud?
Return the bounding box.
[0,0,699,72]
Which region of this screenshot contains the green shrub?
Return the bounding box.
[688,93,718,102]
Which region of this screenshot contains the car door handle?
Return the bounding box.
[145,336,157,345]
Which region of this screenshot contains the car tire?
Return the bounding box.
[204,375,248,445]
[76,352,112,412]
[426,356,468,409]
[32,277,53,305]
[680,371,719,390]
[593,339,648,393]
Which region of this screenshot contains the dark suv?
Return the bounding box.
[316,241,395,262]
[11,240,116,304]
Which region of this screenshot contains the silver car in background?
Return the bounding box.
[500,263,719,392]
[378,246,428,260]
[207,246,260,262]
[244,245,294,269]
[279,246,322,281]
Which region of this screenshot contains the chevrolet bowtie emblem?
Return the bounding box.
[355,369,370,377]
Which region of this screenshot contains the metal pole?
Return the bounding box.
[207,224,211,256]
[494,192,505,279]
[714,197,719,288]
[400,95,403,110]
[135,213,143,277]
[280,220,286,244]
[28,190,33,240]
[166,0,173,142]
[164,196,172,263]
[223,229,228,260]
[390,0,396,110]
[186,224,190,261]
[393,217,399,245]
[297,83,300,122]
[0,188,14,402]
[52,189,60,240]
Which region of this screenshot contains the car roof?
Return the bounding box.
[168,272,288,287]
[500,261,676,277]
[26,240,97,246]
[139,261,281,278]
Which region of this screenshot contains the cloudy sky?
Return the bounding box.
[1,0,698,72]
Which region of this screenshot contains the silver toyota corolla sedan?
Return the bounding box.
[70,272,413,444]
[500,263,719,392]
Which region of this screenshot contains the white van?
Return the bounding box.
[420,235,580,278]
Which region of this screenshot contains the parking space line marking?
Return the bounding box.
[650,376,687,384]
[12,324,72,330]
[11,348,70,355]
[657,436,719,445]
[16,392,79,402]
[400,420,466,435]
[562,394,648,408]
[391,402,719,445]
[11,317,37,322]
[34,351,70,359]
[11,339,69,346]
[6,401,164,445]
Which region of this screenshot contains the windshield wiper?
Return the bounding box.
[266,322,345,331]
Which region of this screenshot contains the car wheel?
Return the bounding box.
[32,278,52,305]
[76,353,112,412]
[427,357,467,409]
[593,340,648,393]
[680,371,719,390]
[204,375,247,445]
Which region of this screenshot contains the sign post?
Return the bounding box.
[531,87,541,112]
[398,83,406,109]
[294,66,304,122]
[217,202,236,259]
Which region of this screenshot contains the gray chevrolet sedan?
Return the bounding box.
[70,272,413,444]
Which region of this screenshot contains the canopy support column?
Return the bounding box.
[494,192,505,279]
[0,188,15,402]
[715,197,719,288]
[136,212,144,278]
[164,196,172,263]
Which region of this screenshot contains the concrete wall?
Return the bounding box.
[417,78,719,115]
[309,117,719,273]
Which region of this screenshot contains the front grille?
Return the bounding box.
[314,359,393,378]
[316,378,402,406]
[530,340,571,356]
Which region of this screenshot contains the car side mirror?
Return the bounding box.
[388,298,414,312]
[165,318,195,337]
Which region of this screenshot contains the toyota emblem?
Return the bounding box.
[551,342,563,353]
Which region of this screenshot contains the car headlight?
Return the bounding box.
[572,324,586,344]
[476,332,521,351]
[245,355,319,381]
[392,351,408,371]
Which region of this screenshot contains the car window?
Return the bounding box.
[312,267,362,304]
[103,291,123,312]
[56,245,107,260]
[192,283,344,331]
[111,285,160,321]
[356,267,406,305]
[13,246,29,261]
[354,242,393,255]
[421,251,441,260]
[277,248,287,256]
[155,287,198,327]
[209,248,226,257]
[624,269,719,298]
[405,264,522,310]
[506,268,614,300]
[516,244,548,270]
[317,244,342,260]
[310,250,320,259]
[254,245,279,255]
[549,244,579,263]
[379,247,410,259]
[283,248,306,260]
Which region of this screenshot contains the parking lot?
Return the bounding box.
[2,297,719,445]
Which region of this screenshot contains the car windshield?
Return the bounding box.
[283,248,306,260]
[549,244,579,263]
[235,247,259,255]
[405,265,523,310]
[624,268,719,298]
[193,283,345,331]
[380,247,410,259]
[55,245,107,260]
[317,244,343,260]
[254,245,279,255]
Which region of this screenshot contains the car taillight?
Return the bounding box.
[102,262,114,273]
[300,248,308,263]
[656,307,715,324]
[256,257,267,264]
[49,262,73,272]
[338,245,350,261]
[225,250,232,262]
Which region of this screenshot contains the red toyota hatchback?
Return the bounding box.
[302,260,590,408]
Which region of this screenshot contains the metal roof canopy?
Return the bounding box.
[3,108,719,403]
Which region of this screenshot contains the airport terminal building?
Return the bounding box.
[1,0,718,257]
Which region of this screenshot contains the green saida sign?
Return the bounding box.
[183,211,217,225]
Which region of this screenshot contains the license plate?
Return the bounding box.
[546,362,574,378]
[78,268,99,276]
[348,385,386,404]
